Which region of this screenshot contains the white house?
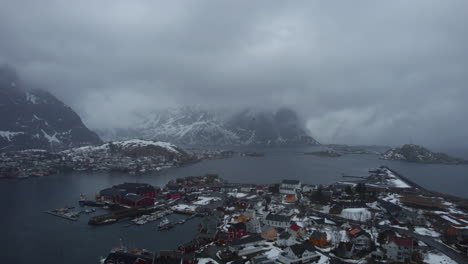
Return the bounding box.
[277,232,298,247]
[277,242,320,264]
[383,237,413,263]
[264,213,292,228]
[280,180,302,195]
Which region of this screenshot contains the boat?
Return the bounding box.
[158,217,170,229]
[101,239,155,264]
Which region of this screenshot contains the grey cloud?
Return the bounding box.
[1,0,467,147]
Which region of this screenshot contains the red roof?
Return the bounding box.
[389,236,413,247]
[290,224,301,232]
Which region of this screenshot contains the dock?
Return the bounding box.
[158,215,198,231]
[45,209,79,221]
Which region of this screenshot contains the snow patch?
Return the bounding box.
[340,208,372,222]
[41,129,61,143]
[0,131,24,141]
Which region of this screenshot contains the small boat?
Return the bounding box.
[158,217,170,228]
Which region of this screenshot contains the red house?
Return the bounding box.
[99,182,157,205]
[227,222,247,239]
[166,192,181,200]
[121,193,155,207]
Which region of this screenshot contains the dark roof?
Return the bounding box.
[352,230,371,239]
[282,180,300,185]
[123,193,147,202]
[230,234,264,247]
[114,182,155,194]
[100,188,124,197]
[378,199,402,214]
[279,231,291,240]
[388,236,413,247]
[311,230,326,240]
[265,213,291,223]
[289,241,315,256]
[231,222,247,230]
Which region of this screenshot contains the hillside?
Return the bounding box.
[0,65,102,151]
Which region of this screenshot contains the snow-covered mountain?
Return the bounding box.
[64,139,191,160]
[98,107,319,146]
[0,65,102,152]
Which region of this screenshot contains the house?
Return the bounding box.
[280,180,301,195]
[198,218,218,242]
[383,236,413,263]
[99,182,156,204]
[277,241,320,264]
[241,185,254,193]
[261,225,278,241]
[288,224,306,238]
[277,232,298,247]
[265,213,292,228]
[100,188,125,203]
[221,185,238,193]
[246,216,261,234]
[284,194,298,203]
[348,230,372,252]
[227,222,247,239]
[166,192,181,200]
[251,255,276,264]
[334,242,355,259]
[229,234,265,251]
[378,199,402,217]
[178,239,202,253]
[121,193,155,207]
[329,203,343,215]
[302,184,316,193]
[309,231,328,248]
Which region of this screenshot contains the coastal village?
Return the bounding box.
[0,139,239,178]
[45,166,468,264]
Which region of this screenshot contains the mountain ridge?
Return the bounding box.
[0,65,102,152]
[97,106,319,147]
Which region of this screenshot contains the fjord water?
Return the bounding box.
[2,147,468,264]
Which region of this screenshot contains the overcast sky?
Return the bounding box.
[1,0,467,147]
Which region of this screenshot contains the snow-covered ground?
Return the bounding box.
[414,227,441,237]
[171,204,197,211]
[227,192,248,198]
[0,130,24,141]
[340,208,372,222]
[423,251,457,264]
[193,196,221,205]
[197,258,219,264]
[385,169,410,188]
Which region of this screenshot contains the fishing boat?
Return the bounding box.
[158,217,170,229]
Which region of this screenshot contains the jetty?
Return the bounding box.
[44,207,80,221]
[158,215,198,231]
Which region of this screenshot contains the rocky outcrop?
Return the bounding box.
[382,144,468,164]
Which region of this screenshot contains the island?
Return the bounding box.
[382,144,468,164]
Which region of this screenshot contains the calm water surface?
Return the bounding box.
[1,148,468,264]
